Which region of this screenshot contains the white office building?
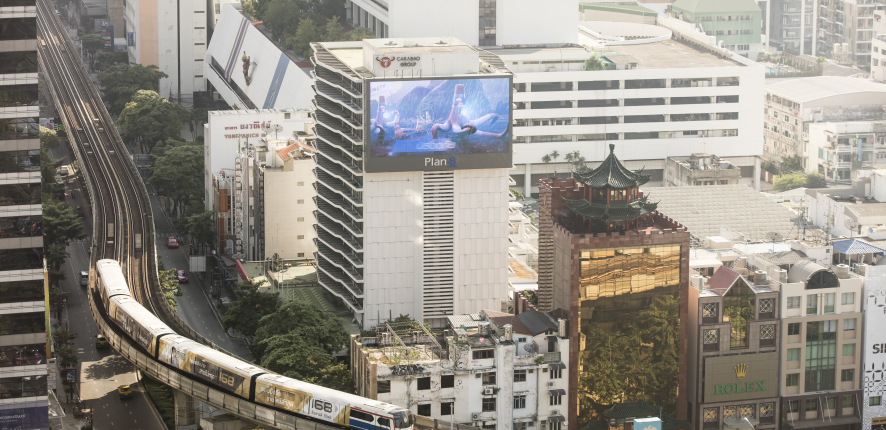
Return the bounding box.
[125,0,207,107]
[351,310,569,430]
[342,0,765,194]
[862,265,886,430]
[311,37,511,328]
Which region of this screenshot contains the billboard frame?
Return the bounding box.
[362,74,513,173]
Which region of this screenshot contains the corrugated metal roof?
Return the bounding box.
[833,239,886,255]
[753,250,811,266]
[516,310,558,336]
[446,314,482,329]
[786,260,828,283]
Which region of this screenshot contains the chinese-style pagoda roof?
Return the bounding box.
[662,414,691,430]
[573,144,650,189]
[563,195,658,221]
[603,401,661,419]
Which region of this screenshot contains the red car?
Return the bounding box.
[166,236,179,248]
[176,270,188,283]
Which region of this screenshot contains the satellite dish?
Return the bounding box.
[273,124,284,133]
[845,219,858,230]
[261,126,273,135]
[767,232,783,242]
[499,336,505,342]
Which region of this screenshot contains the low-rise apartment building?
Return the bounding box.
[351,310,569,430]
[686,265,781,430]
[806,121,886,182]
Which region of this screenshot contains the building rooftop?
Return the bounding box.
[832,238,886,255]
[648,184,797,242]
[579,2,658,16]
[672,0,761,13]
[604,38,740,69]
[751,250,812,267]
[765,76,886,104]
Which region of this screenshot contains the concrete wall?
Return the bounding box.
[496,0,576,46]
[263,159,317,260]
[388,0,478,46]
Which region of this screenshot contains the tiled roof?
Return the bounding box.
[446,314,482,330]
[573,144,651,189]
[275,142,314,162]
[833,238,886,255]
[563,195,658,221]
[649,184,796,241]
[603,401,661,419]
[705,266,741,295]
[516,310,558,336]
[580,422,608,430]
[662,415,691,430]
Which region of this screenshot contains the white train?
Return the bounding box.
[95,259,413,430]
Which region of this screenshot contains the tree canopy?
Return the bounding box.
[221,280,280,338]
[247,300,354,392]
[150,140,203,215]
[117,90,187,153]
[98,64,168,116]
[779,155,804,174]
[585,54,605,71]
[774,171,826,191]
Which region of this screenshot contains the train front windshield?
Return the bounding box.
[392,410,413,429]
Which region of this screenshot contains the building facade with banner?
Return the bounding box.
[311,37,512,329]
[863,266,886,430]
[0,2,49,427]
[685,266,781,430]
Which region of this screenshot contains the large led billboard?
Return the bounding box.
[364,75,512,173]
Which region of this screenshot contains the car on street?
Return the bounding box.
[176,270,188,283]
[58,165,70,176]
[166,236,179,248]
[95,334,109,349]
[118,384,133,400]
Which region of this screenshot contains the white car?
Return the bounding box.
[59,165,70,176]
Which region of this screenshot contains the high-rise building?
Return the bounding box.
[125,0,207,107]
[671,0,765,60]
[310,37,512,328]
[0,2,48,427]
[537,145,691,426]
[765,0,816,56]
[817,0,876,66]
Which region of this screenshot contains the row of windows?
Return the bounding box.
[0,150,39,174]
[413,395,562,416]
[783,396,855,412]
[0,51,38,75]
[785,344,856,361]
[0,118,39,141]
[0,19,36,41]
[0,375,45,399]
[403,368,563,393]
[517,96,740,110]
[0,280,43,304]
[703,403,774,422]
[786,293,854,313]
[0,343,45,368]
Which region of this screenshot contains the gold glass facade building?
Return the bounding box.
[574,244,683,425]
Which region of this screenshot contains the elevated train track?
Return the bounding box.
[37,2,372,428]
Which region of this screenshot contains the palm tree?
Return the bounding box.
[542,154,552,164]
[564,152,574,164]
[550,150,560,163]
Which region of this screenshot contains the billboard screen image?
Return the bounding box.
[365,76,512,172]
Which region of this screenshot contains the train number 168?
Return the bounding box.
[313,399,333,413]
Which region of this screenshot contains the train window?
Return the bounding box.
[378,417,392,429]
[352,410,374,422]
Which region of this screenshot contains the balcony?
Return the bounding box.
[314,238,363,280]
[313,193,362,223]
[314,204,363,236]
[543,352,561,363]
[314,121,363,149]
[313,64,363,99]
[314,110,362,137]
[315,235,364,268]
[314,81,363,115]
[316,141,363,176]
[836,161,852,169]
[313,98,362,131]
[316,254,364,296]
[314,169,363,206]
[836,144,852,152]
[315,222,363,254]
[316,269,363,311]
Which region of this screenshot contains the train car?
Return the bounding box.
[254,374,413,430]
[157,335,265,399]
[96,259,130,308]
[107,296,175,356]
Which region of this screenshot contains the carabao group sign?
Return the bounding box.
[704,352,778,403]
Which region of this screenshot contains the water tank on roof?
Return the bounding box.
[773,269,788,283]
[834,264,850,279]
[754,270,768,286]
[855,263,868,277]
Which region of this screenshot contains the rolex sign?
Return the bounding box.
[704,352,778,403]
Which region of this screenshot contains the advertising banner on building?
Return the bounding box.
[364,75,512,173]
[864,268,886,430]
[704,352,778,403]
[0,405,49,430]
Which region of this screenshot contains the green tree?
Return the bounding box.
[39,125,59,150]
[157,262,179,311]
[221,280,280,337]
[98,64,168,116]
[40,148,58,188]
[42,197,86,248]
[49,288,71,318]
[251,300,350,360]
[345,26,376,41]
[151,141,203,215]
[323,16,344,42]
[95,51,129,71]
[806,172,828,189]
[53,327,77,348]
[56,344,78,369]
[774,171,808,191]
[176,210,216,248]
[264,0,302,39]
[289,18,319,58]
[780,155,804,173]
[117,90,187,154]
[257,333,354,392]
[816,56,827,64]
[584,54,605,71]
[541,154,551,163]
[80,33,105,67]
[44,243,69,288]
[550,150,560,163]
